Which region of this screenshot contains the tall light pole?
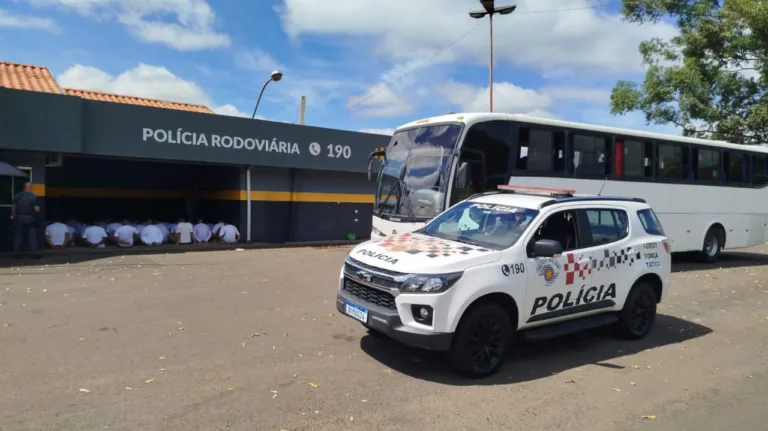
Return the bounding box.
[251,70,284,119]
[469,0,516,112]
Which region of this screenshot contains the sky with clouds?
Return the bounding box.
[0,0,682,136]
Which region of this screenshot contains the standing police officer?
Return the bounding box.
[11,182,42,259]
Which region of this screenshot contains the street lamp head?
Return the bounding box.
[469,10,487,18]
[270,70,283,82]
[496,5,517,14]
[480,0,495,13]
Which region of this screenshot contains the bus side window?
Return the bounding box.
[697,148,719,181]
[657,142,684,179]
[572,134,608,178]
[726,152,747,184]
[517,127,561,172]
[623,139,647,177]
[753,154,768,186]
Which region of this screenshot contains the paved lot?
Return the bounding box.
[1,245,767,431]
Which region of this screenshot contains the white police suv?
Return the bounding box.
[336,185,671,377]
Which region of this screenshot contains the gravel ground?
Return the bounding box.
[1,245,767,431]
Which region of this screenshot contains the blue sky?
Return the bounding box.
[0,0,681,135]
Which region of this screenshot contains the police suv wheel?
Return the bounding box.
[615,282,657,340]
[448,303,513,377]
[700,227,722,263]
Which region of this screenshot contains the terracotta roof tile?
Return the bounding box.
[64,88,214,114]
[0,61,63,94]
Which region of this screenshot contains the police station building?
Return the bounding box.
[0,61,390,251]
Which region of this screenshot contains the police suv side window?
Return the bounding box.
[528,210,579,253]
[585,209,629,246]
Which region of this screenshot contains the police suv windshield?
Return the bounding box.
[418,200,539,250]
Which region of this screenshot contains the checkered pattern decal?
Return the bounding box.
[564,246,642,285]
[373,233,490,258]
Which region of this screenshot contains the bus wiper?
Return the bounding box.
[397,178,416,220]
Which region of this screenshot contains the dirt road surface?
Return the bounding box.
[1,246,767,431]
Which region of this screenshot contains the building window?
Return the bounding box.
[572,134,608,177]
[658,143,683,179]
[697,149,720,181]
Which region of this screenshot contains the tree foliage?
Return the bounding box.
[611,0,768,144]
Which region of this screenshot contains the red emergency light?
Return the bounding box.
[497,184,576,197]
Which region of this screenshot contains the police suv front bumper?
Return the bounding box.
[336,289,453,351]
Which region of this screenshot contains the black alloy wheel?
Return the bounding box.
[468,315,504,373]
[629,288,656,336]
[615,282,657,340]
[448,302,513,377]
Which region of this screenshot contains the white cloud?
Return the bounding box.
[346,83,413,117]
[359,128,394,135]
[214,104,257,118]
[435,81,553,115]
[58,63,268,119]
[58,63,212,105]
[0,8,59,32]
[578,108,682,135]
[28,0,230,51]
[276,0,678,75]
[545,86,611,105]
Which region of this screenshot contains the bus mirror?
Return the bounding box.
[367,150,386,181]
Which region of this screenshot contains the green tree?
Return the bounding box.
[610,0,768,145]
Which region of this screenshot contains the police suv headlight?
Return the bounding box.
[397,272,463,293]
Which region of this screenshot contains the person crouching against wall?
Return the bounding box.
[193,219,212,243]
[45,219,71,249]
[174,217,194,245]
[140,219,165,246]
[114,219,139,248]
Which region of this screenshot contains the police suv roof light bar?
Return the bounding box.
[497,184,575,198]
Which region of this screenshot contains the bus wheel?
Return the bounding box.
[700,227,723,263]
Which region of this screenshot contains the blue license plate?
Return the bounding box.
[345,301,368,323]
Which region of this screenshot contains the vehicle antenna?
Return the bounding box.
[597,176,608,196]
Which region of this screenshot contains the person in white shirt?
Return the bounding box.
[193,219,212,243]
[65,219,81,244]
[217,224,240,244]
[45,220,71,249]
[140,220,165,246]
[114,220,139,248]
[106,221,122,235]
[133,222,146,236]
[155,222,170,243]
[167,222,178,242]
[174,218,194,245]
[65,224,77,246]
[75,224,88,245]
[82,223,108,248]
[212,220,225,239]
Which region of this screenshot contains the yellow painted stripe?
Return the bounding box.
[30,183,46,196]
[44,187,373,203]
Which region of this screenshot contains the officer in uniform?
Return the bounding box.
[11,182,42,259]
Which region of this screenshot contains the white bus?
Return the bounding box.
[367,113,768,262]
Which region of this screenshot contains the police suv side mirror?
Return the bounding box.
[532,239,563,258]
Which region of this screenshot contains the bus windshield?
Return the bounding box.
[375,124,462,220]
